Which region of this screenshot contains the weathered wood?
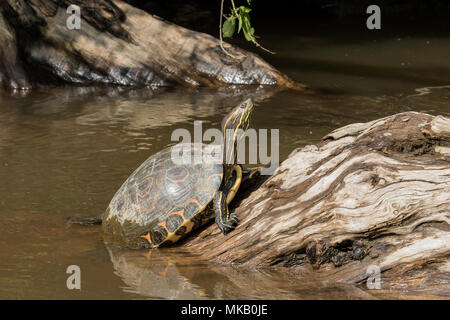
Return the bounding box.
[0,12,31,90]
[183,112,450,294]
[0,0,304,91]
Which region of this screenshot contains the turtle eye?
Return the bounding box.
[240,103,247,109]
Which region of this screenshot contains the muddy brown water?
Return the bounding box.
[0,35,449,299]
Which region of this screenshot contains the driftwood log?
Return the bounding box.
[182,111,450,296]
[0,11,31,90]
[0,0,302,91]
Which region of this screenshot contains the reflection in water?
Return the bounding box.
[106,246,375,299]
[0,35,449,299]
[73,86,284,130]
[407,85,450,97]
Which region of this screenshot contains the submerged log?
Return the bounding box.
[0,0,303,91]
[183,112,450,294]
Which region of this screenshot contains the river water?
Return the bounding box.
[0,33,449,299]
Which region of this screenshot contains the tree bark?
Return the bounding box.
[183,112,450,295]
[0,0,304,91]
[0,12,31,90]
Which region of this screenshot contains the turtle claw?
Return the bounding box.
[220,212,239,234]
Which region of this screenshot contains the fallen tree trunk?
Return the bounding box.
[0,0,303,91]
[0,12,31,90]
[184,112,450,294]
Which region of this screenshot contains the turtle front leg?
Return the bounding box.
[214,191,239,234]
[242,167,253,177]
[242,167,261,181]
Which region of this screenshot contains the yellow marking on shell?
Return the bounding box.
[209,173,223,181]
[186,199,202,209]
[162,219,196,245]
[140,232,152,244]
[168,208,185,219]
[140,198,211,248]
[156,200,211,247]
[166,166,190,183]
[137,177,154,198]
[158,220,170,234]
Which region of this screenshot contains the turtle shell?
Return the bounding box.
[102,143,223,248]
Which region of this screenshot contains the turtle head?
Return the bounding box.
[221,98,254,162]
[222,98,254,137]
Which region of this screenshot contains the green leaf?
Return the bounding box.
[242,13,251,29]
[247,0,252,5]
[222,18,236,38]
[243,29,252,41]
[239,6,252,14]
[238,15,242,33]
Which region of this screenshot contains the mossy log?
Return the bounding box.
[0,0,302,91]
[183,112,450,295]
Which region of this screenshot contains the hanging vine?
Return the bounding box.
[219,0,274,59]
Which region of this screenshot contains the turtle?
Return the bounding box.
[69,98,254,249]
